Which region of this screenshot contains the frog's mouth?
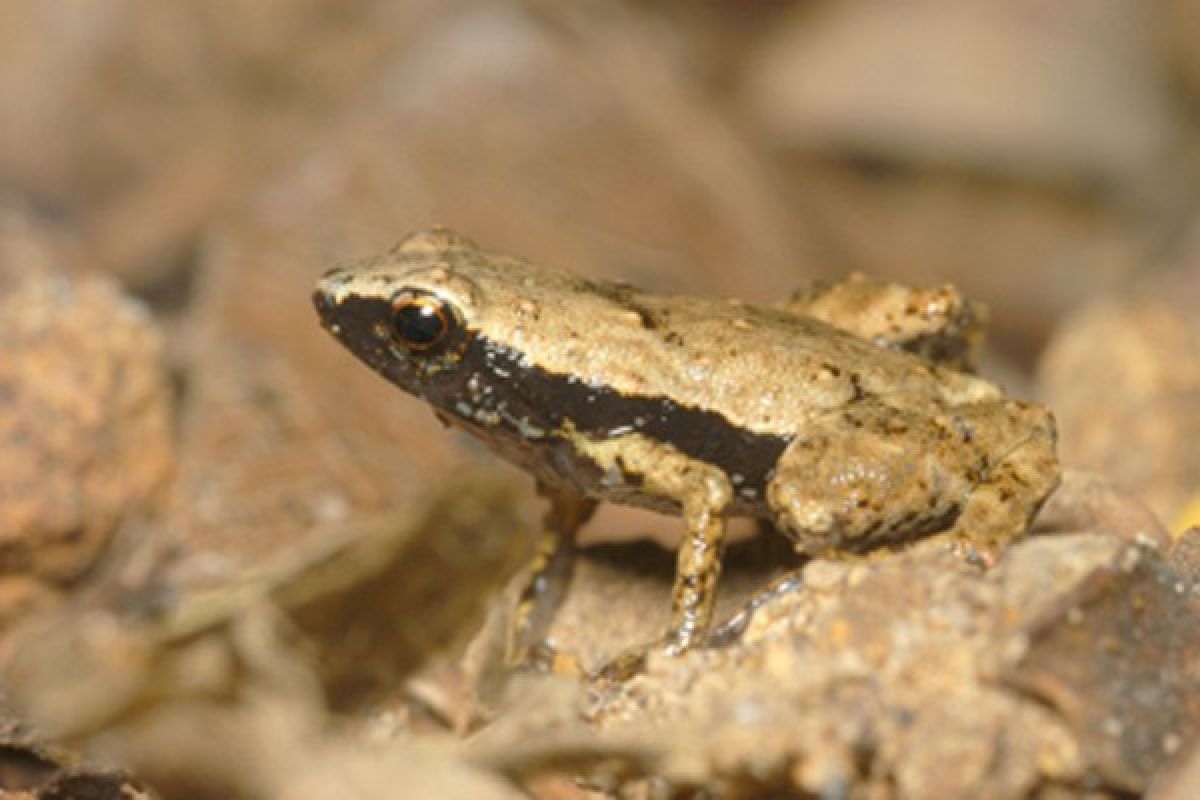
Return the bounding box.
[314,282,481,409]
[313,285,420,387]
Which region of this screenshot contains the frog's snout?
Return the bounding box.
[312,284,338,328]
[313,266,359,325]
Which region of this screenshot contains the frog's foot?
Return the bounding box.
[581,457,734,682]
[562,433,735,675]
[589,636,670,683]
[949,403,1060,561]
[705,571,807,648]
[508,488,595,670]
[591,573,811,682]
[591,523,732,682]
[509,640,563,674]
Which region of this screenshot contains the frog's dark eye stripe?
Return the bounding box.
[390,290,458,352]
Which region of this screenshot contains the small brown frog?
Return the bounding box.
[313,230,1058,663]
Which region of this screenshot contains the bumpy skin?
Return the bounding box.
[313,229,1059,659]
[781,272,986,372]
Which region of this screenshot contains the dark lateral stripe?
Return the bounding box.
[429,333,792,499]
[314,287,791,501]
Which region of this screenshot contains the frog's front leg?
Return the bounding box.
[568,432,734,657]
[509,485,596,667]
[666,463,735,653]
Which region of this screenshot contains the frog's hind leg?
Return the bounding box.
[767,399,1060,563]
[780,275,985,371]
[766,402,976,555]
[509,485,596,669]
[947,401,1060,563]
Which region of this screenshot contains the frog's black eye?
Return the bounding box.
[390,290,458,352]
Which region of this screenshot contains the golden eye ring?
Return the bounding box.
[390,290,457,352]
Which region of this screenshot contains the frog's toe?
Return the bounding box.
[509,640,558,672]
[589,638,673,683]
[956,538,999,569]
[509,640,586,678]
[705,571,808,648]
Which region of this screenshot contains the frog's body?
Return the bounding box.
[314,229,1059,658]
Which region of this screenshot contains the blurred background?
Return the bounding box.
[3,0,1200,587]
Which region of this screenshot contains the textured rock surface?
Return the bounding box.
[541,531,1199,797]
[1040,298,1200,525]
[0,273,172,585]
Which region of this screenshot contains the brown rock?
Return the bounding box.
[0,274,173,585]
[1150,740,1200,800]
[1000,531,1200,790]
[1035,468,1171,548]
[276,471,535,710]
[1039,298,1200,525]
[3,475,539,799]
[4,472,532,745]
[37,772,154,800]
[0,576,63,635]
[741,0,1184,353]
[745,0,1172,184]
[540,532,1199,798]
[0,201,85,291]
[1163,0,1200,105]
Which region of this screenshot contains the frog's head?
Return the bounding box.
[312,229,488,404]
[316,228,654,450]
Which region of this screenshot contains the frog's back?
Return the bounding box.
[464,265,996,434]
[382,230,1000,439]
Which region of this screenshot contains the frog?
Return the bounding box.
[312,228,1059,666]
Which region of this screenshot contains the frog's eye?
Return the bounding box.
[390,290,458,352]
